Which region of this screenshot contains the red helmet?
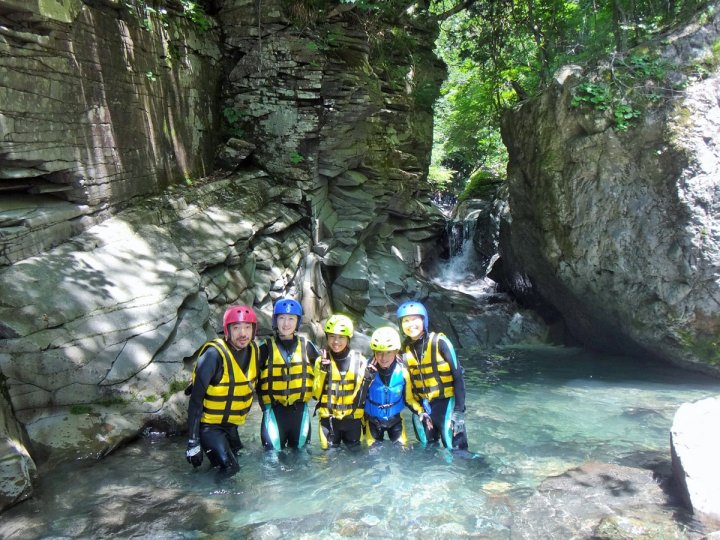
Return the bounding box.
[223,305,257,339]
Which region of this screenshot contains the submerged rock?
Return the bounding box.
[513,462,704,538]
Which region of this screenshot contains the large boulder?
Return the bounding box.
[500,9,720,373]
[671,396,720,526]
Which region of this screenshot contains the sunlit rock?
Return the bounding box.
[671,396,720,526]
[501,9,720,373]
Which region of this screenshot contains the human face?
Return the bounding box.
[326,333,349,354]
[373,350,397,369]
[401,314,425,340]
[276,314,298,339]
[228,322,254,350]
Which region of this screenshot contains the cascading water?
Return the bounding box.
[433,209,496,298]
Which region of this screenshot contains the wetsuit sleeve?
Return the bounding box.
[350,355,369,408]
[438,335,466,413]
[354,360,375,407]
[402,367,424,415]
[312,357,327,400]
[258,341,270,371]
[256,341,270,405]
[187,347,222,440]
[305,339,320,362]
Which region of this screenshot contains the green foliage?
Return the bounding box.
[180,0,212,32]
[161,379,189,401]
[679,329,720,366]
[290,151,305,164]
[428,163,454,188]
[433,0,709,182]
[613,103,642,131]
[459,170,502,202]
[69,404,92,415]
[571,82,611,110]
[222,106,244,138]
[570,51,672,130]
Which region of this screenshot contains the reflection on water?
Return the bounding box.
[2,346,719,538]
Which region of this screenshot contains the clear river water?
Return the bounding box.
[2,346,719,539]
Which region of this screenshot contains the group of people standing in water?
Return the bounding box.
[185,299,468,473]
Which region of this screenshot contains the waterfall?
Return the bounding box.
[433,210,496,298]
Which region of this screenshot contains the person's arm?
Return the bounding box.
[438,336,465,413]
[305,339,320,362]
[185,347,221,467]
[187,347,221,440]
[255,341,270,407]
[355,358,377,407]
[401,366,425,416]
[312,355,329,400]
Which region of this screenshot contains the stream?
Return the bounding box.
[1,346,718,538]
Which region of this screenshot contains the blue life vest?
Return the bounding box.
[364,364,405,422]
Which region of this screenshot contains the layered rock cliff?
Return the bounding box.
[0,0,544,510]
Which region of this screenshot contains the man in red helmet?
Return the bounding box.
[185,305,259,473]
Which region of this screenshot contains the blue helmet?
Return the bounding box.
[396,301,428,332]
[273,298,303,329]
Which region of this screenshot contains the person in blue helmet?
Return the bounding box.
[257,298,320,450]
[396,301,469,450]
[362,326,432,447]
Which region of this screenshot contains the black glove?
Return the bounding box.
[364,362,378,381]
[186,438,203,468]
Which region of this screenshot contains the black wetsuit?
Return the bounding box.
[257,336,320,450]
[406,334,469,450]
[187,343,253,471]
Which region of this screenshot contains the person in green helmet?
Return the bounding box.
[363,326,432,447]
[312,314,368,449]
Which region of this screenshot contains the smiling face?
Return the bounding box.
[228,322,254,350]
[400,314,425,340]
[276,314,298,339]
[326,333,349,354]
[373,350,397,369]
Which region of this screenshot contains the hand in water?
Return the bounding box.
[419,412,433,431]
[450,410,465,435]
[186,439,203,468]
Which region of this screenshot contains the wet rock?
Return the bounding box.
[0,389,36,512]
[513,462,699,539]
[216,138,256,170]
[671,396,720,527]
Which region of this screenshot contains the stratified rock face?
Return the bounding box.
[501,10,720,373]
[671,397,720,526]
[0,1,222,264]
[0,171,310,468]
[217,0,448,322]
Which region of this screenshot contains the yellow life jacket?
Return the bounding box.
[402,332,455,401]
[314,351,367,420]
[258,336,314,406]
[192,338,259,425]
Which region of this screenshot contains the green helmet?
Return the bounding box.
[370,326,401,352]
[324,314,354,337]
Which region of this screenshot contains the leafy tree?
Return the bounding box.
[430,0,709,193]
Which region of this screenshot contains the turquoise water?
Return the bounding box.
[2,346,718,538]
